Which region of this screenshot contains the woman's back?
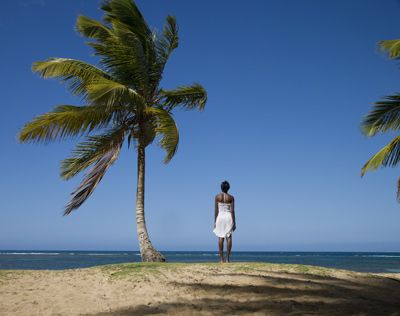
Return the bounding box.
[215,192,234,204]
[216,192,233,212]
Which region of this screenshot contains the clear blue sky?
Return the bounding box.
[1,0,400,252]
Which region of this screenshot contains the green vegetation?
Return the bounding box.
[361,38,400,200]
[100,262,185,278]
[17,0,207,261]
[95,262,334,278]
[0,271,11,278]
[0,270,28,279]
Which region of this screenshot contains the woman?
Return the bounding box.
[213,180,236,263]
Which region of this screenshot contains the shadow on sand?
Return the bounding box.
[93,271,400,315]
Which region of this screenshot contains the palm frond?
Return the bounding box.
[64,133,124,215]
[156,16,179,67]
[76,9,150,90]
[76,15,113,41]
[32,58,111,98]
[148,16,179,90]
[361,135,400,176]
[88,39,149,90]
[18,104,119,143]
[85,77,146,110]
[101,0,151,41]
[379,39,400,59]
[362,95,400,136]
[100,0,159,92]
[145,107,179,163]
[160,84,207,111]
[60,126,127,180]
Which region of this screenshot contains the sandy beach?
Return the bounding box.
[0,262,399,315]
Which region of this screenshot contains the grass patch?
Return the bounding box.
[289,264,333,276]
[97,262,335,278]
[100,262,187,278]
[230,262,273,272]
[0,270,14,279]
[0,271,8,277]
[293,265,310,273]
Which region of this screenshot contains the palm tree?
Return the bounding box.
[18,0,207,262]
[361,39,400,201]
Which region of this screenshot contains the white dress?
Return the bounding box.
[213,193,234,238]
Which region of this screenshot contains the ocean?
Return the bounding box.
[0,251,399,273]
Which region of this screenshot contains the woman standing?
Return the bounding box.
[213,181,236,263]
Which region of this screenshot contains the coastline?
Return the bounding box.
[1,250,399,272]
[1,262,400,315]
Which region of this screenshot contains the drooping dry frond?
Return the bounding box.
[64,133,124,215]
[60,126,127,180]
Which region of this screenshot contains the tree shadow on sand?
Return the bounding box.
[93,271,400,315]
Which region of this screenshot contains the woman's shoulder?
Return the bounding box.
[215,193,234,202]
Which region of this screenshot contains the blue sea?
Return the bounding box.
[0,251,399,273]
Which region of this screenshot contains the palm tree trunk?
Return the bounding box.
[136,143,166,262]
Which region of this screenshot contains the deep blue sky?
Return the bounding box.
[1,0,400,251]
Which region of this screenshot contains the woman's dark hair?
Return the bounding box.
[221,180,230,193]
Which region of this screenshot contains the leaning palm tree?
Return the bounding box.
[361,39,400,201]
[18,0,207,262]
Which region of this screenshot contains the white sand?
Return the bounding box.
[1,262,400,315]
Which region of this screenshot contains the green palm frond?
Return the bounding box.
[101,0,151,41]
[76,8,150,89]
[160,84,207,111]
[361,135,400,176]
[18,104,119,143]
[156,16,179,67]
[362,95,400,136]
[64,134,124,215]
[150,16,179,89]
[85,77,146,110]
[101,0,156,83]
[379,39,400,59]
[88,39,149,90]
[145,107,179,163]
[76,15,113,41]
[32,58,111,98]
[60,126,127,180]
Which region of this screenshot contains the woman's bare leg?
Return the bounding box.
[226,235,232,262]
[218,238,225,262]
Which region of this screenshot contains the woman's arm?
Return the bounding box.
[214,196,218,228]
[232,196,236,231]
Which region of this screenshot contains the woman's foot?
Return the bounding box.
[219,256,225,263]
[226,257,230,263]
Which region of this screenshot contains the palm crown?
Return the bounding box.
[361,39,400,200]
[18,0,207,215]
